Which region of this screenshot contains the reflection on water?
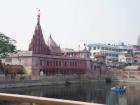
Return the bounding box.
[0,81,140,105]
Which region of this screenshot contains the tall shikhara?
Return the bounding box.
[29,12,48,54]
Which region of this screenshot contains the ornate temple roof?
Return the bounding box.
[28,12,49,54]
[46,35,61,55]
[47,35,59,48]
[80,43,89,52]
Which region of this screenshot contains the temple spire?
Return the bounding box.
[50,34,52,38]
[29,11,49,54]
[37,10,40,24]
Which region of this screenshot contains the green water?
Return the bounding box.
[0,81,139,105]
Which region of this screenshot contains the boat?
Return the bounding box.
[111,85,127,94]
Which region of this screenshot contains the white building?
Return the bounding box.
[118,53,133,63]
[2,51,33,66]
[87,43,133,63]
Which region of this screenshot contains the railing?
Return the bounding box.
[0,93,104,105]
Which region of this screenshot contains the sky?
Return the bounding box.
[0,0,140,50]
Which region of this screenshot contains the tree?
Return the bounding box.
[0,32,16,57]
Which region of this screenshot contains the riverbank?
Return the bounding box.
[0,79,82,89]
[112,78,140,84]
[0,74,85,88]
[1,74,140,89]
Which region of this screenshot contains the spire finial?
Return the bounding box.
[84,43,86,46]
[50,34,52,38]
[37,9,40,24]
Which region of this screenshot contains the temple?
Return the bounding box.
[2,12,91,77]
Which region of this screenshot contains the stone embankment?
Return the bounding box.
[0,74,84,89]
[0,79,83,89]
[1,73,140,89]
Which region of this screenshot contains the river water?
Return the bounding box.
[0,81,140,105]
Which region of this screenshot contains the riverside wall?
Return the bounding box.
[86,70,140,79]
[1,70,140,89]
[0,74,86,89]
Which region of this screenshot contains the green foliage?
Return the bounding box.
[0,32,16,57]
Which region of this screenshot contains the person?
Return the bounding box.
[40,70,44,76]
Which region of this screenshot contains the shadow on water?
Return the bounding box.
[0,81,140,105]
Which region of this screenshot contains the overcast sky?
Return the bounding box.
[0,0,140,50]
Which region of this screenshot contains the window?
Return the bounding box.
[50,61,52,66]
[105,47,108,50]
[75,62,77,67]
[97,46,100,49]
[70,62,72,66]
[6,58,12,62]
[64,61,67,66]
[59,61,61,66]
[40,60,43,66]
[56,61,58,66]
[53,61,55,66]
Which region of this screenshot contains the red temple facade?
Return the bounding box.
[28,13,91,76]
[4,12,90,76]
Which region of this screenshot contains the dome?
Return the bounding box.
[46,35,61,55]
[47,35,59,48]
